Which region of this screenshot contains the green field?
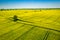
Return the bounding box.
[0,9,60,40]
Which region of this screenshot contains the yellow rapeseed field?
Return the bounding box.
[0,9,60,40]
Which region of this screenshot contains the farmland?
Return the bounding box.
[0,9,60,40]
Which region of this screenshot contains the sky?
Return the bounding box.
[0,0,60,9]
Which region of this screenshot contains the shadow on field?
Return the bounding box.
[19,20,60,32]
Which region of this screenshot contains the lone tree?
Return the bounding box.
[13,15,19,22]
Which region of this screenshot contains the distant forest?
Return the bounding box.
[0,8,60,11]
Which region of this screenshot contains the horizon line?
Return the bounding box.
[0,8,60,9]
